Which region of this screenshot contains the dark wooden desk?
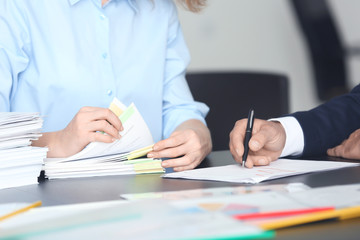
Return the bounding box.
[1,150,360,239]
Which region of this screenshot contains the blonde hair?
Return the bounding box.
[178,0,206,12]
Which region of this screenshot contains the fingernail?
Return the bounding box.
[118,133,121,139]
[153,145,158,151]
[112,138,116,142]
[148,153,154,158]
[162,162,168,167]
[120,126,124,131]
[236,149,241,156]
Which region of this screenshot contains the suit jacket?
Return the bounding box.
[292,84,360,157]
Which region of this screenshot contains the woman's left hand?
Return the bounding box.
[147,119,212,171]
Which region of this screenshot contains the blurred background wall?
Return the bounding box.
[331,0,360,92]
[177,0,360,113]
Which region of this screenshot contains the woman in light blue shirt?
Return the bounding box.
[0,0,211,171]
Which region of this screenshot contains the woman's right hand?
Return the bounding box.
[33,107,123,158]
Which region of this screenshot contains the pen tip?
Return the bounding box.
[242,161,245,167]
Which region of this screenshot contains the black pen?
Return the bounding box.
[242,109,255,167]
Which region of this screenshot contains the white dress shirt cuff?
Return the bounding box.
[268,116,304,157]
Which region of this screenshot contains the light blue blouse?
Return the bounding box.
[0,0,208,142]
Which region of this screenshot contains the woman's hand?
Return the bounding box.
[33,107,123,158]
[147,119,212,171]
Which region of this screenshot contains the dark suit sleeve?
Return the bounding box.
[292,84,360,157]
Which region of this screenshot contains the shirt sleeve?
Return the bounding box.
[269,116,304,157]
[162,2,209,139]
[0,2,30,111]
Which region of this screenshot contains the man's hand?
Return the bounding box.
[33,107,123,158]
[229,119,286,168]
[327,128,360,160]
[147,119,212,171]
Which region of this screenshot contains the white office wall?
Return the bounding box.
[177,0,324,113]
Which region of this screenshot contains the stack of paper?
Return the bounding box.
[44,153,164,179]
[0,112,48,189]
[44,99,164,179]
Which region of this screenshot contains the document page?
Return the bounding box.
[289,183,360,208]
[121,183,310,201]
[0,200,266,240]
[162,159,360,183]
[43,99,162,179]
[65,103,154,161]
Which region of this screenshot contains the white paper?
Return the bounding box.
[43,102,158,180]
[0,200,263,240]
[289,183,360,208]
[162,159,360,183]
[121,183,310,201]
[0,200,126,228]
[170,191,310,214]
[0,203,34,218]
[65,103,153,161]
[0,112,47,190]
[0,133,42,150]
[43,159,163,179]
